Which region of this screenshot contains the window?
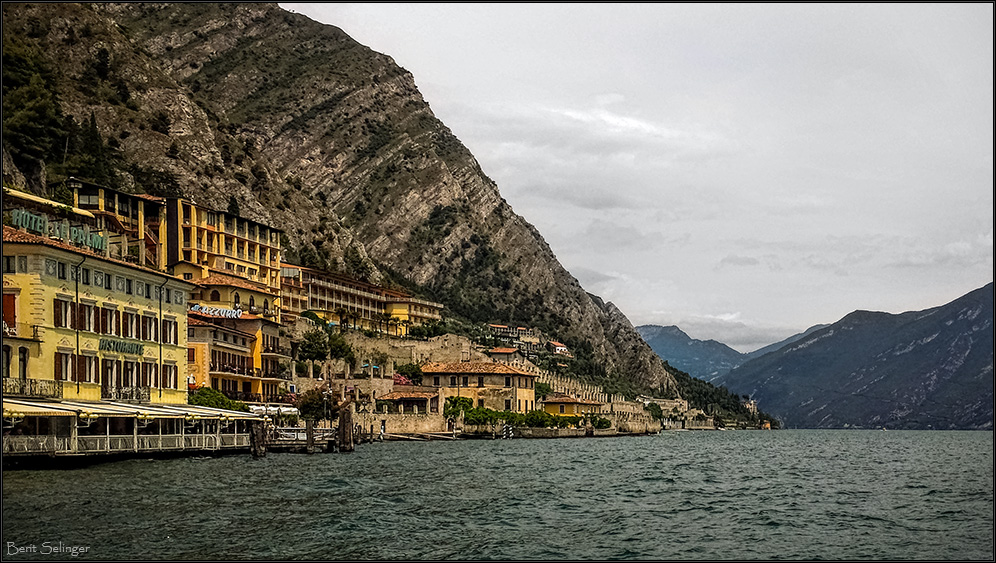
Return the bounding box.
[462,376,469,387]
[79,303,95,332]
[144,283,152,299]
[478,376,484,387]
[125,278,133,295]
[2,256,15,273]
[450,376,457,386]
[2,346,10,379]
[79,355,97,383]
[433,376,440,386]
[55,352,72,381]
[123,361,137,387]
[505,399,512,411]
[505,376,511,388]
[559,405,565,414]
[57,262,67,280]
[18,347,28,379]
[162,318,178,345]
[210,290,221,301]
[188,348,195,362]
[183,273,193,280]
[233,292,240,307]
[54,299,71,328]
[81,268,90,285]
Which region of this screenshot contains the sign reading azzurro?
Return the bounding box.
[189,304,243,318]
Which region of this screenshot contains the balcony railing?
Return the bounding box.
[3,377,63,398]
[262,345,291,357]
[219,390,295,404]
[209,364,260,377]
[101,386,151,402]
[2,322,42,340]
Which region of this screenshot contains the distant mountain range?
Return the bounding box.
[636,324,827,382]
[641,283,993,430]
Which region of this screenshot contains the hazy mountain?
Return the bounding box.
[714,283,994,430]
[636,323,831,382]
[1,3,679,394]
[636,325,745,381]
[743,324,830,361]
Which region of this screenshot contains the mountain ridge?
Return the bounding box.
[2,2,679,395]
[714,283,994,429]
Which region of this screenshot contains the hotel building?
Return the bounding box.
[3,189,196,406]
[279,263,443,334]
[419,362,537,414]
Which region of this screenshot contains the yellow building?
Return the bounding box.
[420,362,537,413]
[68,178,168,271]
[3,222,195,405]
[542,393,604,417]
[279,262,443,333]
[163,197,281,321]
[186,310,291,404]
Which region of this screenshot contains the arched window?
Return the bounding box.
[233,292,241,307]
[249,295,255,309]
[263,299,269,312]
[209,290,221,302]
[18,347,29,380]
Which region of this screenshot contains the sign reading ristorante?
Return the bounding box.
[98,338,144,355]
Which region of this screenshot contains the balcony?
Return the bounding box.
[102,386,151,402]
[3,378,63,399]
[219,390,295,404]
[261,345,291,358]
[209,363,260,378]
[2,322,42,340]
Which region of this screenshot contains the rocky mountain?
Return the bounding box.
[1,3,679,395]
[714,283,994,430]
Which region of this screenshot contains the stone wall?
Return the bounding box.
[355,411,448,436]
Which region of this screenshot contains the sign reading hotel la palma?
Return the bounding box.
[9,208,107,252]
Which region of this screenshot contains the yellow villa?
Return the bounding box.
[420,362,537,413]
[541,393,604,417]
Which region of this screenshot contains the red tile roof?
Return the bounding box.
[2,226,192,285]
[488,347,520,354]
[197,272,272,293]
[542,393,604,406]
[378,392,437,401]
[420,362,535,376]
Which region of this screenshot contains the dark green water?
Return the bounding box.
[2,430,993,560]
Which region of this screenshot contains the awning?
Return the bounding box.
[154,404,262,420]
[3,399,79,417]
[2,399,261,421]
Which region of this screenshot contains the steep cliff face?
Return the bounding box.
[2,3,678,393]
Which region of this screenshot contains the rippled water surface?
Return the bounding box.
[3,430,993,560]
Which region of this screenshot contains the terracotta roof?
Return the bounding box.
[2,226,193,286]
[197,272,272,293]
[542,393,604,406]
[489,347,520,354]
[378,392,437,401]
[420,362,535,376]
[549,341,566,348]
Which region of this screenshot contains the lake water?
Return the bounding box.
[2,430,993,560]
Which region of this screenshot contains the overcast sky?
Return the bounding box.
[281,3,993,352]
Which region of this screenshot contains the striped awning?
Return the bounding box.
[3,399,79,417]
[2,398,262,421]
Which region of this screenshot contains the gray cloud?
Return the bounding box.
[283,3,993,350]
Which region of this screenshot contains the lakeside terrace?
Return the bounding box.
[2,398,261,458]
